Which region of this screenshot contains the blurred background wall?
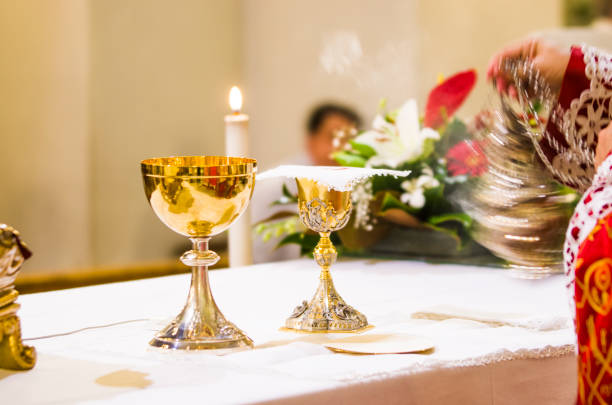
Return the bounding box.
[90,0,242,268]
[245,0,562,169]
[0,0,91,271]
[0,0,564,274]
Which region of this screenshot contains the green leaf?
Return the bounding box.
[254,223,266,234]
[277,231,344,257]
[380,192,419,214]
[424,223,463,249]
[378,98,387,112]
[532,99,542,113]
[427,212,472,230]
[254,211,297,225]
[254,214,301,243]
[332,151,367,167]
[422,184,450,216]
[282,183,297,200]
[370,174,404,194]
[271,183,298,205]
[277,232,320,256]
[385,109,398,124]
[419,138,436,160]
[424,212,475,250]
[435,118,469,156]
[349,140,377,158]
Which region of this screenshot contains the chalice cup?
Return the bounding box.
[141,156,256,350]
[285,178,368,332]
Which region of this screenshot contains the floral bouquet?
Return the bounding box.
[256,70,491,258]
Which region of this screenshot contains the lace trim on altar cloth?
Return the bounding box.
[564,154,612,314]
[337,344,576,383]
[256,165,410,191]
[550,45,612,191]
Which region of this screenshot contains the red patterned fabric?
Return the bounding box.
[575,212,612,404]
[561,46,612,404]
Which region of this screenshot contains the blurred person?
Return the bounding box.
[251,103,361,264]
[489,39,612,405]
[533,0,612,53]
[306,103,361,166]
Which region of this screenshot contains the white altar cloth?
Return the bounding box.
[2,259,577,404]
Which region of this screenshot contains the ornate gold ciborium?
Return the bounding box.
[141,156,256,350]
[0,224,36,370]
[285,178,368,332]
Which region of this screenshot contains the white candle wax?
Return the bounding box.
[224,113,249,157]
[225,111,253,267]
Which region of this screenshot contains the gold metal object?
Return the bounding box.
[0,224,35,370]
[141,156,256,350]
[285,178,368,332]
[460,68,574,279]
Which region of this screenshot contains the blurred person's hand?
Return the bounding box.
[596,122,612,169]
[487,39,570,94]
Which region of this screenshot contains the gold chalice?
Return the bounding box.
[285,178,368,332]
[141,156,256,350]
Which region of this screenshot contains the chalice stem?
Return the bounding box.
[179,237,223,330]
[182,237,220,324]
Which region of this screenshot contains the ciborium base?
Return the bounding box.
[0,289,36,370]
[285,270,368,332]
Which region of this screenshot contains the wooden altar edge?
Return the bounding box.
[15,254,229,294]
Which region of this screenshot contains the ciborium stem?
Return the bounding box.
[149,237,253,350]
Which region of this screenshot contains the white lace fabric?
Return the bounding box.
[412,304,570,332]
[257,165,410,191]
[549,45,612,192]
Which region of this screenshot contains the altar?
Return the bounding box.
[2,259,577,404]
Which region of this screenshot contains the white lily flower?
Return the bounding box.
[400,186,426,209]
[399,166,440,209]
[372,114,395,134]
[353,99,440,168]
[415,166,439,189]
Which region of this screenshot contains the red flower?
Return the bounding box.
[424,69,477,129]
[446,140,487,177]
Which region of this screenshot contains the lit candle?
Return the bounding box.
[225,86,252,267]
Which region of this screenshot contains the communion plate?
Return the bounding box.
[324,333,434,355]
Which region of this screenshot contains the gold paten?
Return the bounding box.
[0,224,35,370]
[141,156,256,350]
[285,178,368,332]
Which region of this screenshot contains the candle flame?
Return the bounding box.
[229,86,242,112]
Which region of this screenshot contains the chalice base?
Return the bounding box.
[149,240,253,351]
[150,312,253,351]
[150,333,252,351]
[285,273,368,332]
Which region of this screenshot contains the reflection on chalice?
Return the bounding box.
[285,178,368,332]
[141,156,256,350]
